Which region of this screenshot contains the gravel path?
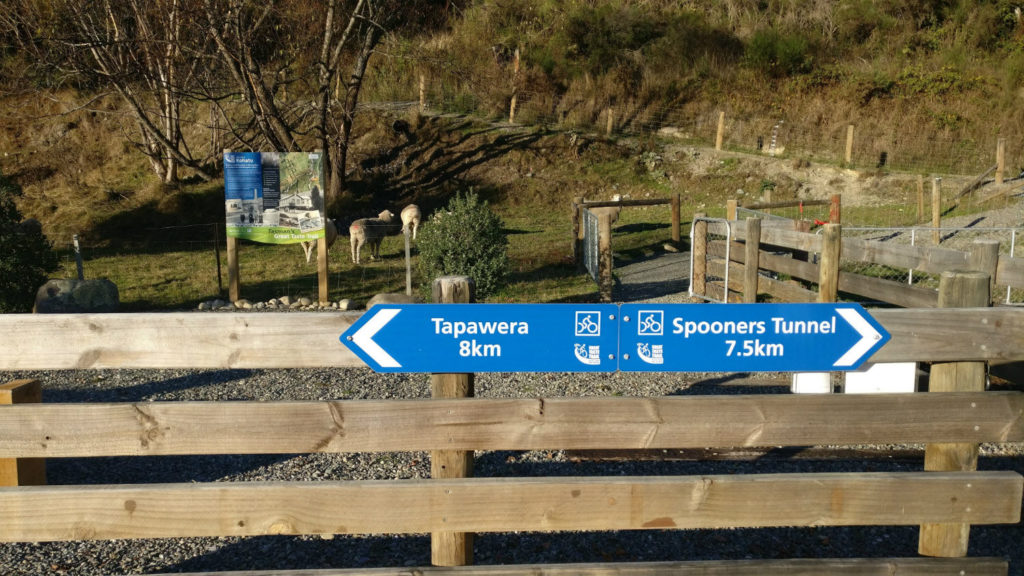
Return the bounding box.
[1,364,1021,575]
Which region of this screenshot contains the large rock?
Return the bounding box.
[365,292,421,309]
[34,278,120,313]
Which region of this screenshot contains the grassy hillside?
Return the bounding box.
[1,1,1022,309]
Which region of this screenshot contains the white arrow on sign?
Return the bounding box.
[833,308,883,367]
[349,308,402,368]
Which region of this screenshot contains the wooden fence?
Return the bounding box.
[1,275,1023,575]
[572,195,681,302]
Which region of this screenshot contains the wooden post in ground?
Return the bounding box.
[430,276,475,567]
[691,213,707,299]
[726,199,738,221]
[317,235,328,304]
[419,74,426,113]
[829,193,841,224]
[743,218,761,303]
[598,211,613,303]
[919,270,989,558]
[715,111,725,151]
[917,175,925,224]
[508,47,520,124]
[572,197,583,269]
[405,229,413,296]
[932,177,942,245]
[671,193,680,243]
[606,107,614,136]
[0,380,45,487]
[818,223,841,303]
[845,124,854,165]
[227,236,240,303]
[996,138,1005,186]
[969,239,1000,306]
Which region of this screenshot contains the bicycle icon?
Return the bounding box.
[575,312,601,337]
[637,310,664,336]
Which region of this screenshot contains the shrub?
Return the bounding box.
[418,191,509,300]
[745,28,814,77]
[0,171,59,312]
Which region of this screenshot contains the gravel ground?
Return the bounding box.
[1,364,1021,576]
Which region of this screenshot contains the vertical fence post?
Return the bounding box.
[691,213,707,300]
[572,197,583,269]
[996,137,1005,186]
[828,194,841,224]
[932,177,942,245]
[419,74,426,113]
[224,149,240,303]
[818,224,841,303]
[606,107,614,136]
[969,240,1000,306]
[317,235,328,304]
[715,111,725,151]
[72,234,84,280]
[213,223,224,295]
[430,276,475,567]
[917,175,925,224]
[726,199,738,221]
[598,212,613,303]
[405,229,413,296]
[671,193,681,244]
[508,47,520,124]
[743,218,761,303]
[0,380,46,487]
[845,124,854,165]
[919,270,989,558]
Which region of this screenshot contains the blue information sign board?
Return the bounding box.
[618,303,889,372]
[341,304,620,373]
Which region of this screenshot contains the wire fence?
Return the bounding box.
[838,226,1024,305]
[404,67,1024,179]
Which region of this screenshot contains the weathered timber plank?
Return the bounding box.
[0,312,364,369]
[996,254,1024,289]
[843,237,969,276]
[838,273,939,308]
[759,227,823,253]
[140,557,1010,576]
[868,308,1024,363]
[0,472,1018,541]
[0,393,1020,457]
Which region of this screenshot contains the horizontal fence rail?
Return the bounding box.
[1,472,1020,542]
[2,308,1024,369]
[1,393,1021,457]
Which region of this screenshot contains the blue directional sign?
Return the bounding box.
[341,304,620,372]
[618,303,889,372]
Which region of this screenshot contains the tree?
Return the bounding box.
[51,0,215,183]
[0,171,59,313]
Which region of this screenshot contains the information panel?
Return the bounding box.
[223,151,324,244]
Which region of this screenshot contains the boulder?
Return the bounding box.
[34,278,120,313]
[365,292,421,309]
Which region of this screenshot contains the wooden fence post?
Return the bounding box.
[431,276,475,567]
[572,197,583,269]
[715,111,725,151]
[419,74,426,113]
[828,193,841,224]
[996,137,1005,186]
[606,107,614,136]
[508,47,520,124]
[932,177,942,245]
[743,218,761,303]
[919,270,989,558]
[917,175,925,224]
[317,235,328,304]
[0,380,46,487]
[598,211,613,303]
[969,239,1000,306]
[818,224,841,303]
[224,149,241,303]
[845,124,854,165]
[691,213,707,300]
[726,199,738,221]
[671,193,681,243]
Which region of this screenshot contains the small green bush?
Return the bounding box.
[745,28,814,77]
[418,191,509,300]
[0,171,59,313]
